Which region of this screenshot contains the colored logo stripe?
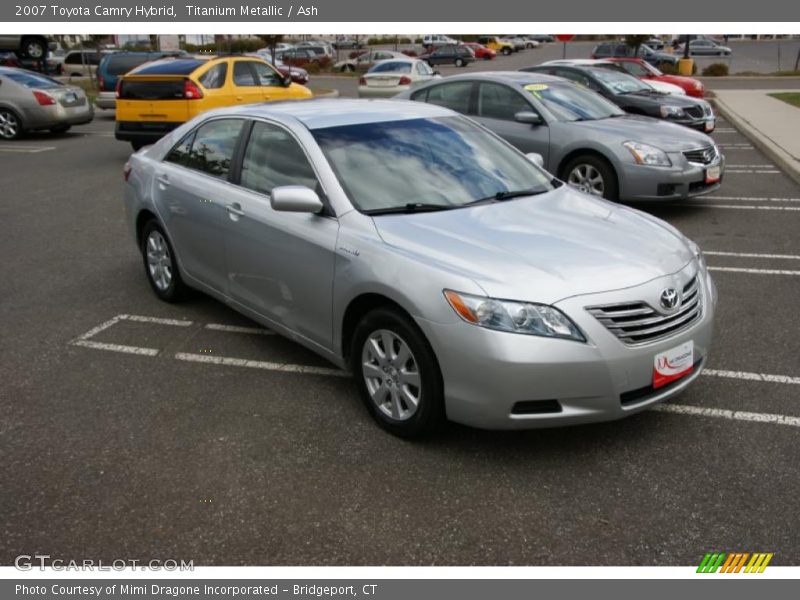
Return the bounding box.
[698,552,773,573]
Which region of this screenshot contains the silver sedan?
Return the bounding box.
[396,72,724,202]
[0,67,93,139]
[124,99,716,436]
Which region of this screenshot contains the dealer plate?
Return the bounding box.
[653,340,694,389]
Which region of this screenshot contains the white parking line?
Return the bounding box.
[708,266,800,276]
[174,352,348,377]
[0,145,55,154]
[121,314,194,327]
[693,204,800,211]
[73,340,159,356]
[705,251,800,260]
[652,404,800,428]
[204,323,274,335]
[726,164,776,169]
[705,196,800,202]
[725,169,780,174]
[703,369,800,385]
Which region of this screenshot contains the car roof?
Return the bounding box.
[434,71,571,86]
[205,98,458,130]
[130,58,209,75]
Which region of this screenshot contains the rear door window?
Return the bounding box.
[424,81,474,114]
[199,63,228,89]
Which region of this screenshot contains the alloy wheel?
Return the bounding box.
[567,164,605,197]
[0,110,19,139]
[361,329,422,421]
[146,230,173,291]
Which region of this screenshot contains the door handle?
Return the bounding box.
[156,174,170,187]
[226,203,245,218]
[235,96,244,101]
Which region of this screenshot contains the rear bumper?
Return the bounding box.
[22,103,94,130]
[95,91,116,110]
[115,120,182,144]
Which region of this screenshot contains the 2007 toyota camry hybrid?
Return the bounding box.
[124,99,716,437]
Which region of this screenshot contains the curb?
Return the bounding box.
[310,88,340,98]
[711,95,800,187]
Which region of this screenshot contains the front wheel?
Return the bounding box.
[502,47,512,56]
[351,307,444,438]
[21,37,47,59]
[454,57,465,67]
[140,221,188,302]
[563,155,619,201]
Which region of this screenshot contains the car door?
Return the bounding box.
[222,120,339,350]
[230,60,267,105]
[195,61,230,110]
[473,81,551,164]
[250,60,294,102]
[154,117,246,293]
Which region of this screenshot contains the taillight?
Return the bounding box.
[123,162,132,181]
[399,76,412,85]
[115,78,122,99]
[183,79,203,99]
[98,75,105,90]
[33,90,56,106]
[358,76,366,85]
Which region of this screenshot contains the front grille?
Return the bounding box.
[683,145,718,165]
[587,276,702,345]
[684,105,705,119]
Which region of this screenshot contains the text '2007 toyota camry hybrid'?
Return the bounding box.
[124,99,716,437]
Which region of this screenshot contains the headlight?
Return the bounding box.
[659,105,684,118]
[694,81,703,90]
[443,290,585,341]
[623,141,672,167]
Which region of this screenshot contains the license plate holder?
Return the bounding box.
[653,340,694,389]
[705,165,721,184]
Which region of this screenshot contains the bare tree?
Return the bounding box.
[257,35,285,64]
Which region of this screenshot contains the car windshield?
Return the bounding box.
[368,61,412,74]
[2,70,63,88]
[311,116,554,214]
[524,82,625,121]
[589,68,651,94]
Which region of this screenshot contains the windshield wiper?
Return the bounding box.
[363,202,459,216]
[467,188,549,205]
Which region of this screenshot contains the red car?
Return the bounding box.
[607,57,705,98]
[463,42,496,60]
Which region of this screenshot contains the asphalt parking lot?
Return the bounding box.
[1,92,799,566]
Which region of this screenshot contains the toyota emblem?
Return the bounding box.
[660,288,680,311]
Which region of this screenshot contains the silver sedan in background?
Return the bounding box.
[358,58,440,98]
[0,67,93,139]
[396,72,724,202]
[124,99,715,437]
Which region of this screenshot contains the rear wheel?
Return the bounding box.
[563,155,619,201]
[351,307,445,438]
[141,220,188,302]
[20,37,47,59]
[454,57,465,67]
[0,108,22,140]
[502,47,512,56]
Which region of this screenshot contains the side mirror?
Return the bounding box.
[515,111,543,126]
[432,70,441,76]
[526,153,545,167]
[281,74,292,87]
[271,186,324,213]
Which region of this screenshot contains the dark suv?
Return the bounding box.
[419,44,474,67]
[592,42,678,67]
[95,51,186,109]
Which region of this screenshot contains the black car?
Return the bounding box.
[333,38,362,50]
[592,42,678,67]
[419,44,474,67]
[522,64,715,132]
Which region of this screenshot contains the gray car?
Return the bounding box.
[124,99,716,436]
[396,72,724,201]
[0,67,93,139]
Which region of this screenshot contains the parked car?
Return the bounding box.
[645,37,666,50]
[0,67,93,139]
[276,48,319,63]
[419,45,475,68]
[678,39,732,56]
[124,98,716,436]
[96,51,187,110]
[399,72,724,202]
[607,57,705,97]
[523,64,716,132]
[527,35,555,43]
[249,51,310,85]
[422,35,459,48]
[358,59,439,98]
[0,35,50,60]
[477,36,515,56]
[510,36,539,49]
[542,59,686,95]
[500,37,526,52]
[0,52,63,75]
[592,42,679,67]
[257,43,294,54]
[295,44,334,59]
[463,43,496,60]
[55,49,112,78]
[332,38,363,50]
[334,50,406,72]
[115,56,312,150]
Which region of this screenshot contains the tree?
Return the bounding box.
[624,35,650,58]
[257,35,284,64]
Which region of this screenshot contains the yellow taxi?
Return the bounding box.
[115,55,313,149]
[476,36,515,56]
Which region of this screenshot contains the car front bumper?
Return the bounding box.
[618,153,724,201]
[95,91,116,109]
[415,263,716,430]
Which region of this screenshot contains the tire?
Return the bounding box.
[502,47,511,56]
[20,37,47,60]
[50,125,71,134]
[140,220,188,302]
[454,57,465,67]
[0,108,22,140]
[562,154,619,201]
[131,141,146,151]
[351,307,445,438]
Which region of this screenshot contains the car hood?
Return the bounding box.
[569,115,714,151]
[623,90,703,109]
[372,185,693,304]
[659,74,702,89]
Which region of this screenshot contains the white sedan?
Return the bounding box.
[358,59,440,98]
